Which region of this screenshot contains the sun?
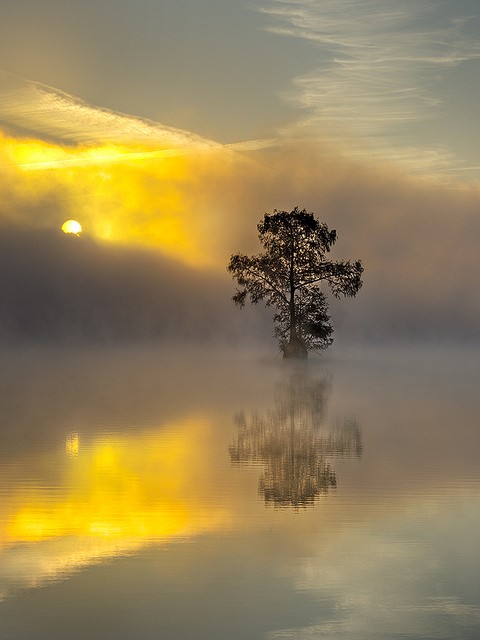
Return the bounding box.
[61,219,82,235]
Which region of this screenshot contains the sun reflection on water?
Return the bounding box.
[0,417,231,591]
[65,432,80,456]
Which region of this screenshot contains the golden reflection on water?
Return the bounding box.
[65,431,80,457]
[0,417,231,587]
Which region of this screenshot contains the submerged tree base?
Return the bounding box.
[282,340,308,359]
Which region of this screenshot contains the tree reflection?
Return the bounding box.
[230,371,362,508]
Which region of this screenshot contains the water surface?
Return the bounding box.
[0,344,479,639]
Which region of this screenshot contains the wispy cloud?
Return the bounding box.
[260,0,480,173]
[0,71,278,170]
[0,71,219,151]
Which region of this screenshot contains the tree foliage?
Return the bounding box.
[227,207,363,357]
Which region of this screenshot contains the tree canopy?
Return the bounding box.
[227,207,363,357]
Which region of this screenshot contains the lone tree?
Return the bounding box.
[228,207,363,358]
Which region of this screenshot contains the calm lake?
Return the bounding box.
[0,344,479,639]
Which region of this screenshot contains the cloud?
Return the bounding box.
[0,70,219,150]
[260,0,480,174]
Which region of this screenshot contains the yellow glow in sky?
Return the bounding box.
[1,130,240,269]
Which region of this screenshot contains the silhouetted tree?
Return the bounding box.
[228,208,363,357]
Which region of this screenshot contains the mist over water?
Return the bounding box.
[0,227,272,347]
[2,216,480,350]
[0,342,479,639]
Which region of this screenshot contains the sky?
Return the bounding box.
[1,0,480,344]
[2,0,480,173]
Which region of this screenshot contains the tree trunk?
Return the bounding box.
[284,236,307,358]
[283,337,308,359]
